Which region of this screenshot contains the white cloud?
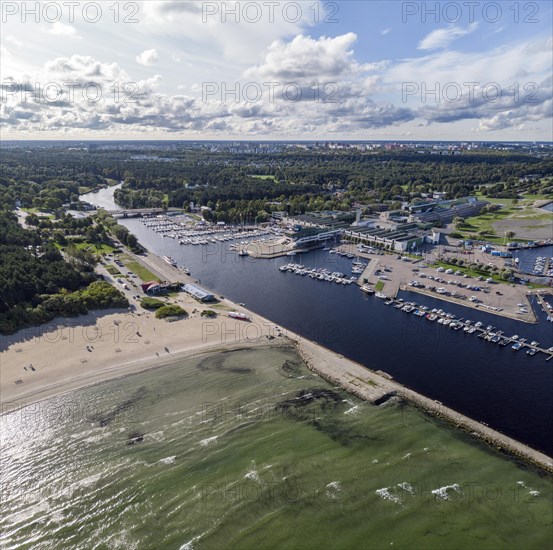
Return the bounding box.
[245,33,367,82]
[48,22,79,38]
[0,44,12,59]
[136,49,159,66]
[0,43,19,76]
[418,23,478,51]
[387,37,552,131]
[381,28,391,36]
[390,37,552,88]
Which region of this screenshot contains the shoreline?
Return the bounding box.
[1,333,283,415]
[2,244,552,475]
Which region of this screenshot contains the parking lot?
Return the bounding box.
[340,243,538,323]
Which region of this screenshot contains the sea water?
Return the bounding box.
[1,346,551,549]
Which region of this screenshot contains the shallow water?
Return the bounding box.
[1,346,551,549]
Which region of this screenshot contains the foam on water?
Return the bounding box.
[82,432,113,444]
[179,532,207,550]
[398,482,414,495]
[244,461,260,482]
[146,430,166,442]
[75,472,103,489]
[325,481,342,500]
[3,346,552,549]
[376,487,401,504]
[244,470,260,482]
[431,484,462,500]
[375,482,415,505]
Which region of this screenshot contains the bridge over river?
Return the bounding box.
[103,208,183,218]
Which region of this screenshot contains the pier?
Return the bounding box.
[534,291,553,317]
[374,293,553,361]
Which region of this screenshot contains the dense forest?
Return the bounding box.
[0,212,127,335]
[1,146,552,219]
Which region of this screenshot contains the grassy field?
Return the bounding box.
[250,175,278,182]
[21,208,54,218]
[375,280,385,292]
[433,261,549,289]
[74,242,118,254]
[120,255,160,282]
[454,194,553,242]
[434,261,507,284]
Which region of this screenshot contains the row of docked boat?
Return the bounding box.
[360,291,552,358]
[351,259,368,274]
[532,256,553,277]
[139,215,281,245]
[328,248,355,259]
[279,263,357,285]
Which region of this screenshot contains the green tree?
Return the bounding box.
[126,233,138,249]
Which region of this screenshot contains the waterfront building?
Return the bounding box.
[181,283,215,302]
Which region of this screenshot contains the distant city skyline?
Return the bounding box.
[1,1,552,140]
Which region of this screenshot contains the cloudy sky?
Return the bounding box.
[1,0,552,140]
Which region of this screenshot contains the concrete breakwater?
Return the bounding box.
[291,334,553,475]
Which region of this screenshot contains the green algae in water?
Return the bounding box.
[1,345,551,550]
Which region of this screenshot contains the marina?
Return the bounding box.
[139,214,282,247]
[276,246,553,360]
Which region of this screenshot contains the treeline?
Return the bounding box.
[111,150,553,216]
[0,212,127,334]
[2,146,552,217]
[94,210,139,250]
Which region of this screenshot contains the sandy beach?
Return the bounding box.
[0,298,278,411]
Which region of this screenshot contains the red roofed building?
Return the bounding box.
[141,281,161,294]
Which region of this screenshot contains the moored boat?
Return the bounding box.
[163,256,177,266]
[228,312,250,321]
